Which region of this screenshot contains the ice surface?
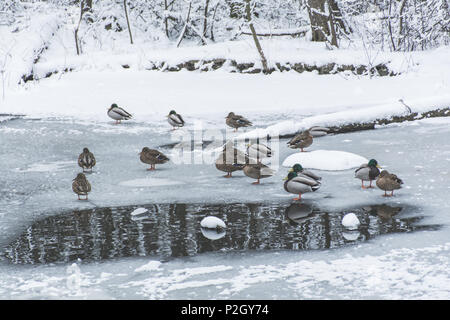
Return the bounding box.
[282,150,368,171]
[0,116,450,299]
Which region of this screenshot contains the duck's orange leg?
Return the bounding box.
[293,193,302,201]
[252,179,260,185]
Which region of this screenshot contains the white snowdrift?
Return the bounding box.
[282,150,368,171]
[130,207,148,216]
[200,216,226,229]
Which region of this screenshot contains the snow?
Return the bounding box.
[135,261,162,273]
[282,150,368,171]
[130,207,148,216]
[0,2,449,300]
[342,213,361,230]
[201,228,226,240]
[200,216,226,229]
[119,178,185,187]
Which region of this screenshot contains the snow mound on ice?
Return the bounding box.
[200,216,226,229]
[135,261,162,273]
[119,178,185,187]
[342,213,360,230]
[130,208,148,216]
[282,150,368,171]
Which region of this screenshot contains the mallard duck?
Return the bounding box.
[226,112,252,131]
[139,147,169,170]
[107,103,132,124]
[167,110,185,130]
[243,162,274,184]
[215,143,247,177]
[309,126,330,137]
[355,159,381,189]
[376,170,403,197]
[77,147,96,172]
[72,173,91,200]
[287,130,313,152]
[246,143,272,162]
[289,163,321,181]
[283,171,321,201]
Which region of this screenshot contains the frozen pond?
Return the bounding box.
[0,116,450,299]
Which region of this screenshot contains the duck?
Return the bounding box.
[77,147,96,172]
[72,173,91,200]
[287,130,313,152]
[289,163,321,181]
[226,112,252,131]
[283,171,321,201]
[243,162,274,184]
[354,159,381,189]
[167,110,185,130]
[246,142,272,163]
[215,142,247,177]
[139,147,170,170]
[376,170,403,197]
[309,126,330,137]
[107,103,132,124]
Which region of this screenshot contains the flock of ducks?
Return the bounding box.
[72,103,404,201]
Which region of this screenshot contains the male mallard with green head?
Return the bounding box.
[226,112,252,132]
[376,170,403,197]
[78,147,96,172]
[167,110,185,130]
[289,163,322,181]
[139,147,170,170]
[283,171,321,201]
[287,130,313,152]
[72,173,91,200]
[107,103,133,124]
[355,159,381,189]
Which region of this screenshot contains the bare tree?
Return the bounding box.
[306,0,343,47]
[123,0,133,44]
[244,0,269,73]
[202,0,210,41]
[176,1,192,47]
[74,1,84,55]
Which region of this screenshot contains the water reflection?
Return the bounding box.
[2,203,439,264]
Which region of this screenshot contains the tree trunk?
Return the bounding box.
[164,0,169,38]
[123,0,133,44]
[74,1,84,55]
[307,0,330,42]
[328,0,350,34]
[176,1,192,48]
[202,0,210,42]
[244,0,269,73]
[82,0,93,23]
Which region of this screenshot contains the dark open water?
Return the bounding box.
[2,202,439,265]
